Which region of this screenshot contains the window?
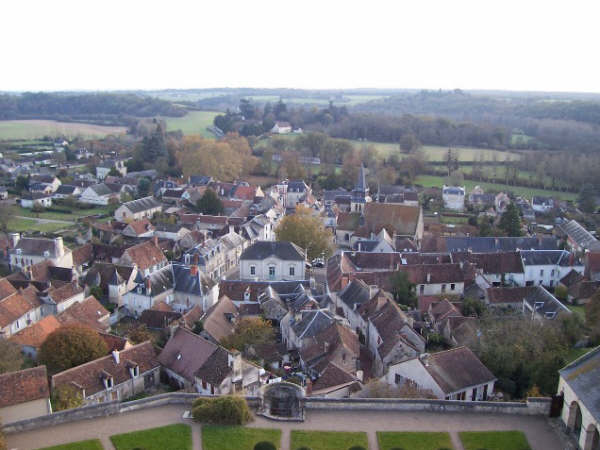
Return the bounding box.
[289,266,295,276]
[345,233,350,241]
[269,266,275,278]
[450,283,455,291]
[250,265,256,276]
[540,269,544,276]
[441,284,446,293]
[395,374,402,385]
[420,285,424,294]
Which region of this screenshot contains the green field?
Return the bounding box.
[37,440,103,450]
[368,142,521,162]
[163,111,220,137]
[459,431,531,450]
[6,217,71,233]
[377,431,454,450]
[9,205,111,221]
[290,430,369,450]
[110,424,192,450]
[0,120,126,140]
[202,426,281,450]
[415,175,577,201]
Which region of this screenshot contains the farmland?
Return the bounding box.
[0,120,126,140]
[163,111,220,137]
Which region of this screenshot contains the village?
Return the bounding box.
[0,134,598,450]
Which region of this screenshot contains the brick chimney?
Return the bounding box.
[152,235,159,247]
[190,265,198,276]
[145,277,152,296]
[112,350,120,364]
[54,236,64,257]
[9,232,20,248]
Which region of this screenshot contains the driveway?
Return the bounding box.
[5,406,564,450]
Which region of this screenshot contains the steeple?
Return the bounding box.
[351,164,370,213]
[355,164,367,194]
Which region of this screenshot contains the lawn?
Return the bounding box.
[459,431,531,450]
[290,430,368,450]
[202,426,281,450]
[371,142,521,162]
[37,440,104,450]
[6,217,71,233]
[163,111,220,137]
[567,304,586,321]
[566,346,593,364]
[8,205,111,221]
[0,120,126,140]
[110,423,192,450]
[377,431,454,450]
[414,175,577,201]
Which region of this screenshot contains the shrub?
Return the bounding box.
[296,447,312,450]
[254,442,276,450]
[349,447,366,450]
[191,396,252,425]
[0,421,5,450]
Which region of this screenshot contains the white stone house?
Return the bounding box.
[114,196,162,222]
[271,121,292,134]
[240,241,306,281]
[442,185,465,211]
[520,250,584,288]
[20,193,52,209]
[9,235,73,270]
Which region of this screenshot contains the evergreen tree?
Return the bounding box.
[499,202,522,236]
[389,271,417,308]
[578,184,597,213]
[196,189,224,215]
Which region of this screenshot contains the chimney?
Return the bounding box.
[244,287,250,302]
[152,235,159,247]
[26,265,33,280]
[459,261,464,270]
[190,265,198,276]
[229,224,235,234]
[426,272,431,283]
[54,236,64,257]
[145,277,152,296]
[112,350,120,364]
[419,353,430,367]
[356,370,364,382]
[323,342,329,353]
[9,232,20,248]
[193,254,200,265]
[305,378,312,395]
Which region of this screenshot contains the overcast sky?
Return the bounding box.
[2,0,599,93]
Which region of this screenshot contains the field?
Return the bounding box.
[110,424,192,450]
[163,110,220,137]
[202,426,281,450]
[6,217,72,233]
[377,431,454,450]
[0,120,126,140]
[459,431,531,450]
[290,430,369,450]
[415,175,577,201]
[8,204,111,221]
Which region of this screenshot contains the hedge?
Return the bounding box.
[191,396,252,425]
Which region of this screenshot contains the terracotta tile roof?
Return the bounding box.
[232,185,257,201]
[121,240,166,271]
[418,296,442,315]
[425,347,496,395]
[586,251,600,276]
[182,304,204,328]
[9,315,62,348]
[193,346,232,386]
[0,289,43,328]
[72,243,94,266]
[56,296,110,332]
[0,277,18,300]
[140,309,182,329]
[486,286,536,305]
[336,212,362,231]
[52,341,159,397]
[370,302,417,358]
[363,203,420,236]
[429,299,461,322]
[310,362,358,394]
[125,219,155,236]
[568,280,600,300]
[560,269,584,288]
[99,333,130,352]
[456,252,524,274]
[202,296,238,342]
[300,323,360,365]
[0,366,50,408]
[48,282,83,304]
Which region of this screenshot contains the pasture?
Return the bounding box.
[163,111,220,137]
[0,120,126,140]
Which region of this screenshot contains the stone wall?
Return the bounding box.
[2,392,550,434]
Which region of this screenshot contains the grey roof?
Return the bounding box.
[323,189,348,202]
[532,196,553,205]
[443,187,464,195]
[189,175,213,186]
[21,192,51,200]
[559,346,600,422]
[559,220,600,250]
[445,237,558,253]
[55,185,77,195]
[121,196,162,214]
[520,250,573,267]
[11,237,62,258]
[355,165,367,192]
[89,183,113,196]
[523,286,571,319]
[287,181,308,193]
[338,279,372,309]
[240,241,305,261]
[469,193,495,204]
[352,240,379,252]
[292,310,335,339]
[172,263,215,296]
[134,265,174,297]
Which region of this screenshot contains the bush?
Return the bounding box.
[254,442,276,450]
[191,396,252,425]
[0,421,5,450]
[349,447,366,450]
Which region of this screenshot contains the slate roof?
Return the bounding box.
[559,220,600,251]
[291,310,335,340]
[134,265,174,297]
[287,181,308,193]
[84,263,134,290]
[55,185,77,195]
[173,264,215,296]
[445,237,558,253]
[11,237,64,258]
[520,250,572,266]
[240,241,305,261]
[523,286,571,318]
[88,183,114,196]
[52,341,159,397]
[0,366,49,408]
[559,346,600,422]
[424,347,496,395]
[120,196,162,214]
[338,279,372,310]
[219,280,310,302]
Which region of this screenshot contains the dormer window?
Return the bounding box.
[43,250,50,257]
[129,364,140,378]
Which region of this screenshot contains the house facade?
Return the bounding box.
[0,366,52,424]
[240,241,306,281]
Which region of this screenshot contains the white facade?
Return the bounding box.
[442,186,466,211]
[21,196,52,208]
[240,256,305,281]
[415,280,465,297]
[79,187,113,205]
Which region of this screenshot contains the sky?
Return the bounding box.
[2,0,599,93]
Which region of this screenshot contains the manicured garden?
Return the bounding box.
[202,425,281,450]
[377,431,454,450]
[459,431,531,450]
[290,430,369,450]
[38,439,104,450]
[110,423,192,450]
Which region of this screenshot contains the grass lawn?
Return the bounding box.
[6,217,71,233]
[371,142,521,162]
[163,111,220,137]
[377,431,454,450]
[0,120,126,140]
[459,431,531,450]
[8,205,111,221]
[110,423,192,450]
[290,430,368,450]
[37,439,104,450]
[566,346,594,364]
[202,426,281,450]
[414,175,577,201]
